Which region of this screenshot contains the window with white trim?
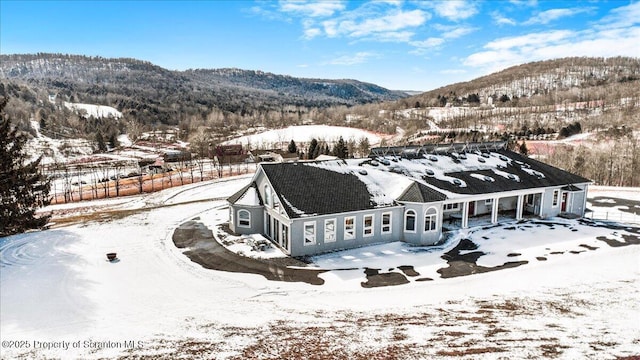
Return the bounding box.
[281,224,289,250]
[324,219,336,243]
[485,199,493,206]
[273,195,280,212]
[264,185,271,207]
[444,203,460,211]
[344,217,355,240]
[363,214,374,237]
[424,208,437,232]
[552,190,560,207]
[381,212,392,234]
[238,209,251,228]
[405,210,416,232]
[304,222,316,245]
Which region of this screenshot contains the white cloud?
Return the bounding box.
[410,37,445,48]
[491,11,516,26]
[441,69,467,75]
[303,27,322,39]
[523,7,595,25]
[279,0,346,17]
[485,30,574,51]
[430,0,478,21]
[508,0,538,7]
[463,25,640,73]
[597,1,640,29]
[336,9,428,39]
[442,26,476,39]
[327,51,378,66]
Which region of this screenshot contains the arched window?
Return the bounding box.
[238,209,251,228]
[264,185,271,207]
[424,207,437,232]
[404,210,416,232]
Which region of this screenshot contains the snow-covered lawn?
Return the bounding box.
[222,125,382,148]
[1,178,639,359]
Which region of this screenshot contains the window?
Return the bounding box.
[344,217,355,240]
[264,185,271,207]
[324,219,336,243]
[273,195,280,212]
[363,214,374,237]
[552,190,560,207]
[526,194,535,206]
[381,212,392,234]
[304,222,316,245]
[444,203,460,211]
[424,208,437,232]
[485,199,493,206]
[405,210,416,232]
[281,224,289,250]
[238,209,251,228]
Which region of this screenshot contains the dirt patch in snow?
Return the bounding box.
[172,221,327,285]
[437,239,528,278]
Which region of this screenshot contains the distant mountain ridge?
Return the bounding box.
[407,57,640,107]
[0,53,407,125]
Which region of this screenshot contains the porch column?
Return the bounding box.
[491,197,499,224]
[516,195,524,220]
[461,201,469,229]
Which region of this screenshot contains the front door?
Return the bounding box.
[468,201,475,216]
[561,192,568,212]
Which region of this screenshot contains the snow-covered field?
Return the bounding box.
[63,102,122,119]
[222,125,382,148]
[1,180,639,359]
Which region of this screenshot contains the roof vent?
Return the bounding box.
[484,176,494,182]
[453,178,462,186]
[481,153,490,158]
[370,160,379,167]
[358,169,368,175]
[428,155,438,162]
[499,155,508,162]
[478,157,486,163]
[380,159,390,166]
[425,169,435,177]
[507,174,517,181]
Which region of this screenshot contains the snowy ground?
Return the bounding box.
[1,180,639,359]
[222,125,382,149]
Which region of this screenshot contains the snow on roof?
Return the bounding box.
[306,160,414,208]
[236,186,261,206]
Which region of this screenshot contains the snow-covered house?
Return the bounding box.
[228,142,590,257]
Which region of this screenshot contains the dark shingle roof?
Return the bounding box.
[261,162,379,218]
[397,182,448,203]
[420,149,590,195]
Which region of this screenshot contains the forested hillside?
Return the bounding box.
[0,53,406,127]
[1,54,638,186]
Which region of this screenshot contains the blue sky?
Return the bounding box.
[1,0,639,91]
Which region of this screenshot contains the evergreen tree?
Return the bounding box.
[0,98,51,237]
[519,140,529,156]
[108,132,119,149]
[332,136,348,159]
[95,131,107,152]
[308,138,318,159]
[287,139,297,154]
[358,136,370,158]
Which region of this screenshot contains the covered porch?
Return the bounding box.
[443,192,543,230]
